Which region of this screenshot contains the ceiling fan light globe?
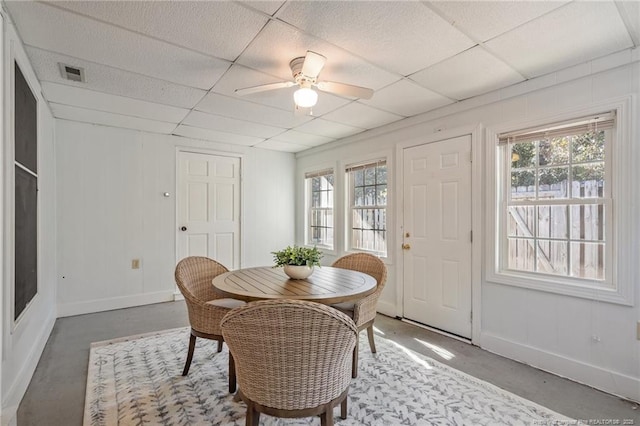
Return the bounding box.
[293,87,318,108]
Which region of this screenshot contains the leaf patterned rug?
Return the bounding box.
[84,327,573,425]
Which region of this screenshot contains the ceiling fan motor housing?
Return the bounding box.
[290,57,316,87]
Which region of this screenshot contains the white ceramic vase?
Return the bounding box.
[283,265,314,280]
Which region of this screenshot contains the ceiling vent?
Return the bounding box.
[58,63,85,82]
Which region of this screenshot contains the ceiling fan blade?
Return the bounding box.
[301,51,326,78]
[235,81,295,96]
[316,81,374,99]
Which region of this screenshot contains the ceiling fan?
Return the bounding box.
[234,51,374,109]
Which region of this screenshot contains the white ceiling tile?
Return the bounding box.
[616,0,640,46]
[361,80,454,117]
[5,2,231,89]
[195,93,312,128]
[485,1,633,78]
[50,103,177,134]
[213,64,351,114]
[277,1,474,76]
[410,46,524,100]
[173,125,264,146]
[293,118,364,139]
[182,111,286,138]
[271,130,334,146]
[25,47,207,109]
[430,1,569,42]
[321,103,403,129]
[239,1,285,16]
[253,139,308,153]
[52,1,268,61]
[42,82,189,123]
[235,20,400,90]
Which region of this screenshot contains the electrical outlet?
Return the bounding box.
[132,259,140,269]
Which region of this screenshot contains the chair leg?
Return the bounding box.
[351,338,359,378]
[245,403,260,426]
[229,353,237,393]
[320,411,333,426]
[366,324,377,353]
[217,339,223,353]
[341,396,348,419]
[182,333,197,376]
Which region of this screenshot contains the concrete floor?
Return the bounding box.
[18,301,639,425]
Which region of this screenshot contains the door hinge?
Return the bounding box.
[469,151,473,163]
[470,311,473,323]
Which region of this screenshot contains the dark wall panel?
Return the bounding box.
[15,166,37,319]
[14,62,38,320]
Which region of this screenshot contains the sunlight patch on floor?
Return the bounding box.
[415,338,455,360]
[387,339,433,369]
[373,325,385,335]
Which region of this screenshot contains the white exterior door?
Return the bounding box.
[402,135,472,338]
[177,151,240,269]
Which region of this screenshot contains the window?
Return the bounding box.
[347,160,387,256]
[498,113,614,286]
[305,169,334,249]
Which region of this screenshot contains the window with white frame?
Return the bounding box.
[497,112,615,286]
[305,169,334,249]
[346,160,387,256]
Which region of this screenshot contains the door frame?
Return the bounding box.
[395,124,483,345]
[174,146,244,269]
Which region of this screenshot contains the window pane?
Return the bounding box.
[507,206,535,237]
[507,238,535,272]
[571,163,604,198]
[511,141,536,168]
[364,167,375,185]
[538,167,568,199]
[537,240,568,275]
[325,174,334,186]
[537,205,567,239]
[353,209,363,228]
[362,230,375,250]
[354,169,364,186]
[539,137,569,166]
[376,166,387,184]
[364,186,376,206]
[354,187,364,206]
[572,131,604,163]
[377,185,387,205]
[311,177,321,191]
[375,231,387,254]
[376,209,386,230]
[570,242,604,280]
[312,191,320,207]
[570,204,604,241]
[511,170,536,200]
[352,229,362,248]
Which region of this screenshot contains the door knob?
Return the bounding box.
[180,226,187,231]
[402,243,411,250]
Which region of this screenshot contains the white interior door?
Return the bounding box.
[402,135,472,338]
[177,151,240,270]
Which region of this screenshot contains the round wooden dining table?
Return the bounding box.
[212,266,377,304]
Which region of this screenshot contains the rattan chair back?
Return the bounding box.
[221,299,357,412]
[175,256,230,336]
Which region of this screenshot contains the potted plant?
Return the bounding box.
[272,245,323,279]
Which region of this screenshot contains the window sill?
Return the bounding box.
[486,270,632,306]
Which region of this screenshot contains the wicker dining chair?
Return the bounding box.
[331,252,388,378]
[221,299,357,426]
[174,256,245,392]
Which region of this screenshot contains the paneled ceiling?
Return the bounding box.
[4,1,639,152]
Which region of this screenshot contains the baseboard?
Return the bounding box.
[376,300,397,318]
[57,291,176,318]
[481,331,640,403]
[1,307,56,426]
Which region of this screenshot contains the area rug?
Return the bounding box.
[84,327,573,425]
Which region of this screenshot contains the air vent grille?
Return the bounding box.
[58,63,85,82]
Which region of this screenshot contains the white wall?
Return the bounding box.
[1,13,57,425]
[55,120,295,317]
[296,48,640,402]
